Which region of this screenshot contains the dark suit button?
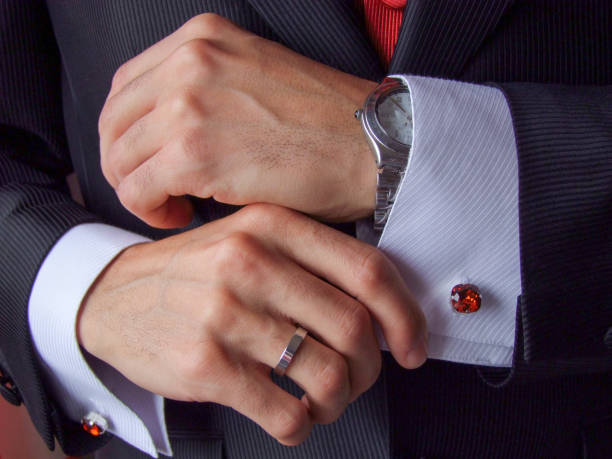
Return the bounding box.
[604,327,612,349]
[0,368,22,406]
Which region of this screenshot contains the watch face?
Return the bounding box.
[375,88,412,145]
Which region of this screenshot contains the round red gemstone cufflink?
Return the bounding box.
[81,411,108,437]
[450,284,481,313]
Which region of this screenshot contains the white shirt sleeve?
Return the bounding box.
[364,76,520,367]
[28,223,172,458]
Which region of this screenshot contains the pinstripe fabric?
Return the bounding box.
[500,83,612,367]
[389,0,513,76]
[462,1,612,84]
[247,0,385,81]
[1,0,610,457]
[99,437,223,459]
[0,1,104,452]
[387,356,612,458]
[222,373,389,459]
[100,373,390,459]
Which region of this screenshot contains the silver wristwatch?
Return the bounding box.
[355,75,413,231]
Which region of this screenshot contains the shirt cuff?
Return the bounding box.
[28,223,172,457]
[375,76,520,367]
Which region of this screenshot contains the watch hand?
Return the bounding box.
[389,97,407,113]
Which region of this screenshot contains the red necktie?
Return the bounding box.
[357,0,407,69]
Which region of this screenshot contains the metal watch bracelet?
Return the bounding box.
[356,75,412,233]
[374,164,405,231]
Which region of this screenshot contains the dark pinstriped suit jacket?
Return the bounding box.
[0,0,610,457]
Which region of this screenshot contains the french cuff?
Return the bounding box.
[28,223,172,457]
[376,76,520,367]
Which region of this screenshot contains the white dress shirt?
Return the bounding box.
[29,76,520,457]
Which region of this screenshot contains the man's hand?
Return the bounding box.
[78,205,427,445]
[99,13,379,229]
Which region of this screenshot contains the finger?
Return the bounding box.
[99,64,160,162]
[216,306,352,426]
[186,233,380,405]
[243,206,428,369]
[165,273,352,426]
[102,108,169,188]
[107,14,250,100]
[234,311,353,426]
[264,258,381,403]
[99,38,217,167]
[277,334,352,426]
[116,151,194,228]
[222,366,313,446]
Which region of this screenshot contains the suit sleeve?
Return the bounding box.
[0,0,107,454]
[493,83,612,380]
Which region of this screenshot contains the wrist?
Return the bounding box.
[343,79,380,221]
[354,136,379,219]
[76,242,151,359]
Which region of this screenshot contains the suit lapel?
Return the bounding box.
[389,0,514,77]
[246,0,386,81]
[247,0,513,80]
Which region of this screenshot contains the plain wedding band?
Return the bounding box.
[274,326,308,376]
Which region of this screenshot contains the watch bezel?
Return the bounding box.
[360,76,411,167]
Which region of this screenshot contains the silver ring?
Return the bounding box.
[274,326,308,376]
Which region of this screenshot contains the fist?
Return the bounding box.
[99,14,378,228]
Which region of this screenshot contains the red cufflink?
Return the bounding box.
[81,411,108,437]
[450,284,481,313]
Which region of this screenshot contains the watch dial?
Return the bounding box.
[375,89,412,145]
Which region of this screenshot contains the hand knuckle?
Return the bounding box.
[354,248,392,292]
[240,203,297,232]
[110,63,130,92]
[175,39,216,76]
[106,139,138,183]
[116,168,151,215]
[116,179,138,211]
[104,143,122,179]
[239,203,274,222]
[98,100,115,134]
[169,87,203,118]
[184,13,225,38]
[212,232,262,274]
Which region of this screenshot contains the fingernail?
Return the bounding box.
[405,334,428,369]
